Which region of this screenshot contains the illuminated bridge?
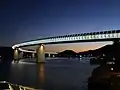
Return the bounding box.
[12,30,120,63]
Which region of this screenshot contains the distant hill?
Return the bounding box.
[78,45,113,56]
[58,50,77,57]
[78,42,120,59]
[57,42,120,59]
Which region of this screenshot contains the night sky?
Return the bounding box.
[0,0,120,52]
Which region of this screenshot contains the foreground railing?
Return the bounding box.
[0,81,37,90]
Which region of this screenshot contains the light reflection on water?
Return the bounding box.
[0,58,97,90]
[38,64,45,89]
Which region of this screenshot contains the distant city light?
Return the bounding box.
[107,62,115,64]
[110,67,114,71]
[113,57,115,60]
[103,54,105,56]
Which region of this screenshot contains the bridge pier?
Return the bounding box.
[14,48,19,62]
[19,51,23,59]
[32,53,35,58]
[36,44,45,63]
[48,53,51,57]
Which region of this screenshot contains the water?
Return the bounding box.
[0,58,98,90]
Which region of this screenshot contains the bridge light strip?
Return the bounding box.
[12,31,120,49]
[18,48,58,54]
[18,48,36,53]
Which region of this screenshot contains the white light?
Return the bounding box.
[111,68,114,71]
[67,37,69,41]
[114,33,118,38]
[107,62,115,64]
[102,34,105,38]
[103,54,105,56]
[18,48,36,53]
[82,36,84,40]
[118,33,120,38]
[91,35,94,39]
[88,35,91,39]
[106,34,109,38]
[94,35,96,39]
[79,36,82,40]
[109,34,112,38]
[96,35,99,39]
[74,36,76,40]
[80,55,82,57]
[113,57,115,60]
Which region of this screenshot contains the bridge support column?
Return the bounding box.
[14,48,19,62]
[48,53,51,57]
[36,44,45,63]
[19,51,23,59]
[32,53,35,58]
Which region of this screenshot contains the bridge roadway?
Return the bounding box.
[12,30,120,63]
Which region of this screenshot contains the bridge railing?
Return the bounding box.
[12,30,120,48]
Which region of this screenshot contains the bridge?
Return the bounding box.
[12,30,120,63]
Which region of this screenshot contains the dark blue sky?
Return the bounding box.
[0,0,119,51]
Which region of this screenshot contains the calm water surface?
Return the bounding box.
[0,58,98,90]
